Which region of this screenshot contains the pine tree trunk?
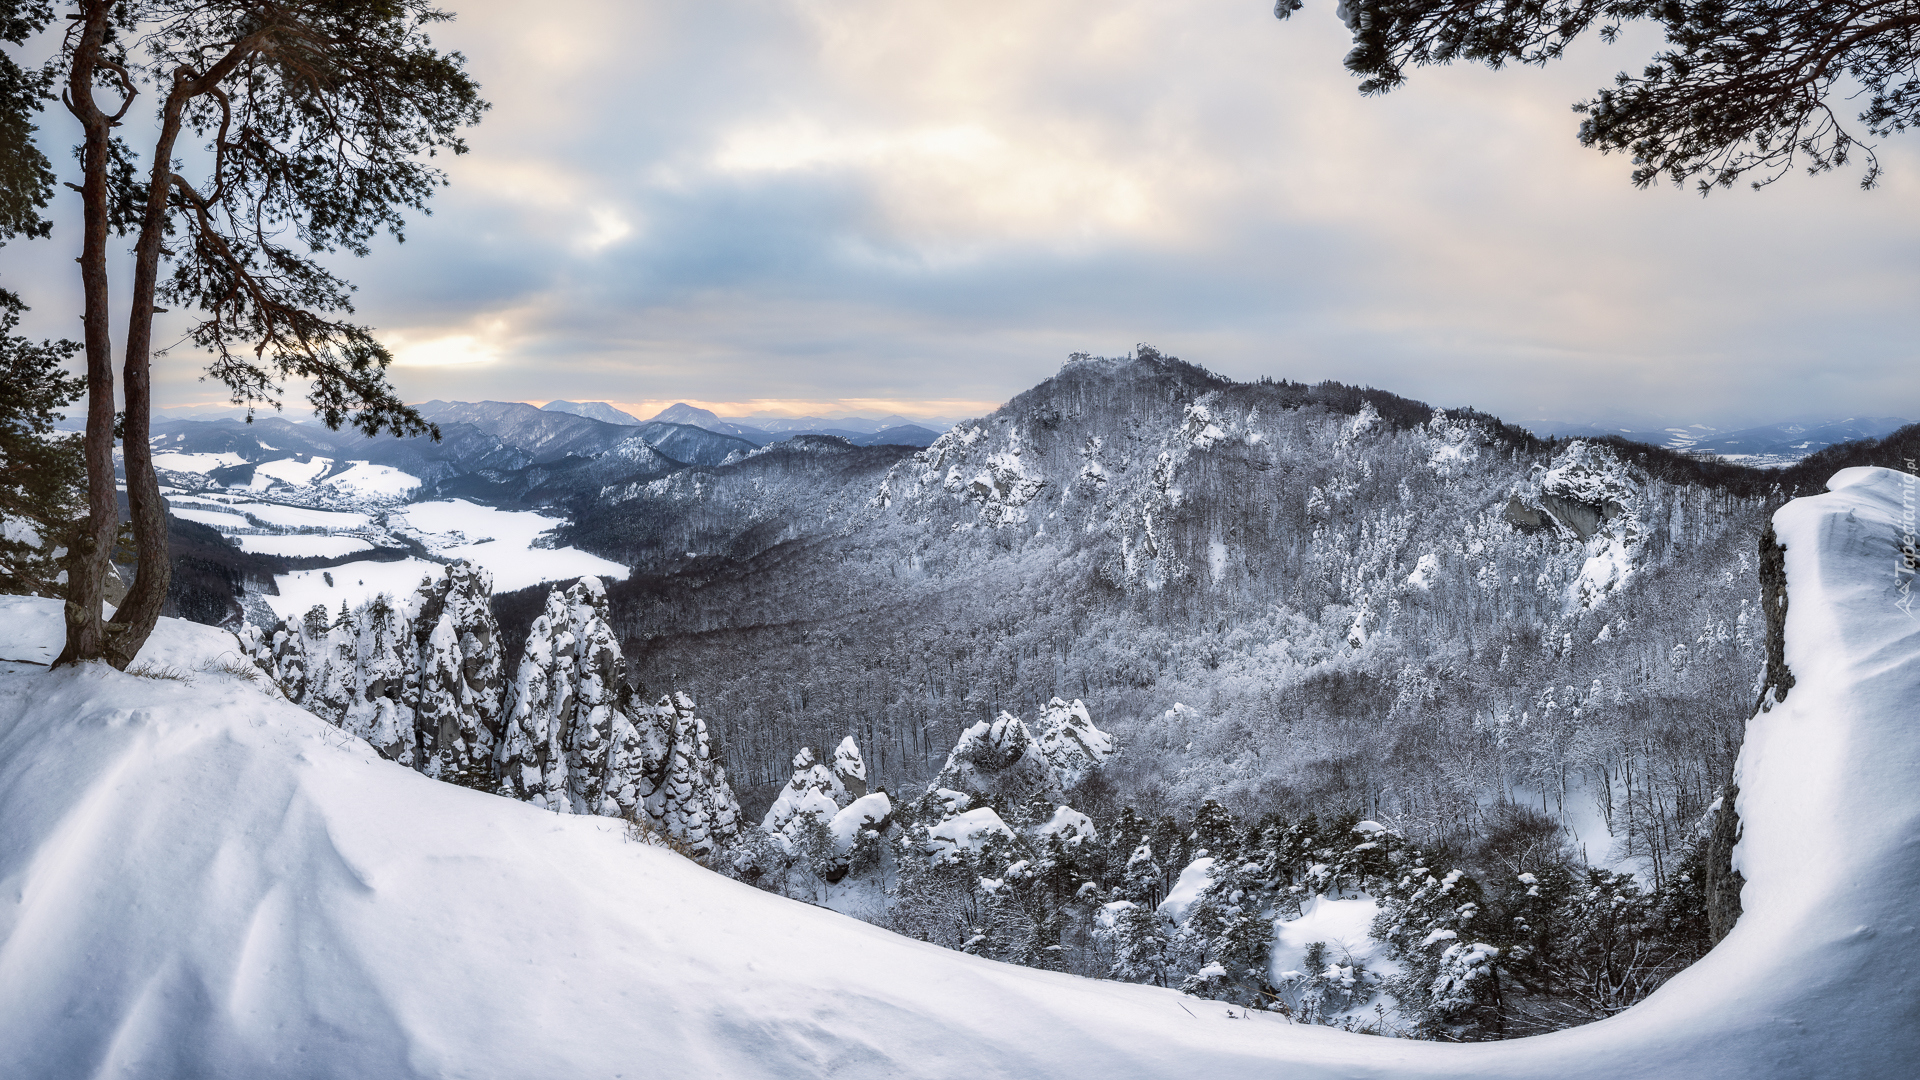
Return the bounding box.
[53,1,122,669]
[103,88,193,665]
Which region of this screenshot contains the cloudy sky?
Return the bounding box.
[15,0,1920,427]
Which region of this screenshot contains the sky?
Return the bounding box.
[10,0,1920,428]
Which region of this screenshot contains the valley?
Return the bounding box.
[105,349,1920,1043]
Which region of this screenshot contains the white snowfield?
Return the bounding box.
[263,556,448,621]
[392,499,629,593]
[0,468,1916,1078]
[319,460,421,499]
[235,534,376,559]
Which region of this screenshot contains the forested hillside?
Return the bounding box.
[565,351,1777,881]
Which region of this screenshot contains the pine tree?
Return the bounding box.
[0,290,81,598]
[1108,899,1171,987]
[1121,836,1164,908]
[1188,799,1239,861]
[310,603,359,726]
[1106,807,1147,881]
[1372,856,1504,1039]
[1148,815,1189,901]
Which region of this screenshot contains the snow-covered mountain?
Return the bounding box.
[739,412,954,435]
[562,354,1780,871]
[647,402,774,442]
[122,358,1920,885]
[646,403,949,447]
[541,399,644,426]
[3,466,1914,1077]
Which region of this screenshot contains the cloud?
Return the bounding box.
[13,0,1920,427]
[391,335,502,368]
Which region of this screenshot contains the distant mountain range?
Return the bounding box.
[1523,415,1913,466]
[137,397,952,512]
[540,400,952,448]
[541,400,650,428]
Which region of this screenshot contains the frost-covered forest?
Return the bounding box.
[558,352,1772,888]
[131,349,1897,1041]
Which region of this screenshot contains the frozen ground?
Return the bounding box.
[262,557,445,621]
[319,461,420,499]
[390,500,628,593]
[1,468,1914,1078]
[150,451,246,473]
[250,456,333,489]
[157,489,622,615]
[234,535,375,559]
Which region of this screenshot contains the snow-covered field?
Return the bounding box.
[319,461,420,499]
[391,499,628,593]
[1271,894,1397,987]
[236,502,371,531]
[157,486,621,614]
[234,534,375,559]
[150,451,246,473]
[263,557,445,621]
[168,505,255,530]
[250,456,333,488]
[251,500,628,617]
[0,468,1915,1078]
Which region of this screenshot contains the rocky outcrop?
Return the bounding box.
[1502,495,1550,532]
[1539,493,1607,539]
[1704,784,1744,943]
[1757,522,1795,710]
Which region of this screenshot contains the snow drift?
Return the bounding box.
[0,468,1916,1078]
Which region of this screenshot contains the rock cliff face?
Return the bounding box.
[1704,783,1744,944]
[1757,522,1795,709]
[1706,523,1799,944]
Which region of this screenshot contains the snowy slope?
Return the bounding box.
[0,469,1916,1078]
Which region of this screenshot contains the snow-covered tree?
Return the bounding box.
[309,603,359,726]
[1372,856,1504,1039]
[636,691,744,858]
[1105,897,1171,987]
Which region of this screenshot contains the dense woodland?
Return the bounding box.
[541,353,1779,892]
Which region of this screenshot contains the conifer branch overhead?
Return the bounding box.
[1277,0,1920,190]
